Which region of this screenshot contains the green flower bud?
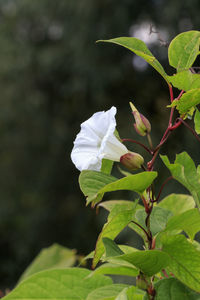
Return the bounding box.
[130,102,151,136]
[120,151,144,171]
[136,273,149,290]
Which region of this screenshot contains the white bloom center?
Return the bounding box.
[71,106,129,171]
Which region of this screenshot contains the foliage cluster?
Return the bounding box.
[2,30,200,300]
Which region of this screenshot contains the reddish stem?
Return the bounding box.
[168,84,174,103]
[152,176,173,203]
[122,138,152,154]
[178,118,200,143]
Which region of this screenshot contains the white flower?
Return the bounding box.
[71,106,129,171]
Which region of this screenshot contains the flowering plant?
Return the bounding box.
[3,30,200,300]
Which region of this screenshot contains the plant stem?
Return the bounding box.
[122,138,152,154]
[178,118,200,143]
[152,176,173,203]
[131,220,151,241]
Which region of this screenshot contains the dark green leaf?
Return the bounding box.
[136,206,173,236]
[108,250,170,277]
[79,171,117,205]
[144,278,200,300]
[80,170,157,206]
[102,238,124,257]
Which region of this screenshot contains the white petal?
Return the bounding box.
[71,106,128,171]
[71,146,101,171]
[99,131,129,161]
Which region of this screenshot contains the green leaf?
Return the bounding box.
[18,243,77,282]
[80,171,157,206]
[167,70,200,91]
[102,238,124,257]
[162,234,200,292]
[97,37,169,83]
[164,208,200,240]
[161,152,200,210]
[79,171,117,206]
[108,250,170,277]
[99,200,145,238]
[136,206,173,236]
[3,268,112,300]
[194,108,200,134]
[172,88,200,115]
[115,286,145,300]
[144,278,200,300]
[101,159,114,175]
[99,172,157,194]
[92,262,139,278]
[168,30,200,71]
[92,209,135,268]
[86,284,128,300]
[99,200,142,215]
[158,193,195,215]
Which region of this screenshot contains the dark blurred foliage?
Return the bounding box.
[0,0,200,289]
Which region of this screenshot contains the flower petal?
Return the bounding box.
[71,106,129,171]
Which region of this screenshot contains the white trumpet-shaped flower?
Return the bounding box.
[71,106,129,171]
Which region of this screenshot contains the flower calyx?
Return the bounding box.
[130,102,151,136]
[120,151,144,171]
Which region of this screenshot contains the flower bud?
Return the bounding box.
[130,102,151,136]
[136,273,149,290]
[120,151,144,171]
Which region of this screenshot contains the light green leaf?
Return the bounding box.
[162,234,200,292]
[99,200,144,238]
[136,206,173,236]
[92,209,135,268]
[3,268,112,300]
[115,286,145,300]
[92,263,139,278]
[161,152,200,210]
[194,108,200,134]
[101,159,114,175]
[99,200,142,215]
[158,193,195,215]
[108,250,170,277]
[144,278,200,300]
[18,243,77,282]
[80,171,157,206]
[164,208,200,240]
[167,70,200,91]
[172,88,200,115]
[86,284,128,300]
[168,30,200,71]
[97,37,169,83]
[99,172,157,194]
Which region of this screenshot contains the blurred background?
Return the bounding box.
[0,0,200,289]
